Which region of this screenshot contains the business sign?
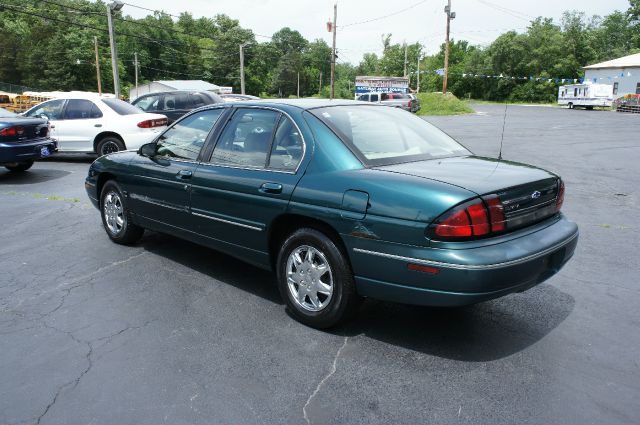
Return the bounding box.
[354,76,409,94]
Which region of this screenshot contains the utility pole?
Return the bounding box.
[319,70,323,94]
[134,52,139,97]
[107,1,124,98]
[297,71,300,98]
[239,43,247,95]
[403,41,408,78]
[93,36,102,95]
[442,0,455,95]
[416,56,421,93]
[330,3,337,100]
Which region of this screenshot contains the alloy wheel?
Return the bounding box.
[286,245,334,312]
[103,191,124,235]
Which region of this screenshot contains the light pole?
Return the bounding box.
[107,1,124,98]
[442,0,455,95]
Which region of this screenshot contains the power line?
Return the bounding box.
[474,0,533,22]
[0,2,229,55]
[121,0,273,39]
[340,0,429,28]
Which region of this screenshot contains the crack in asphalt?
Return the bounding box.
[302,336,349,425]
[34,320,155,424]
[2,251,148,316]
[0,249,153,425]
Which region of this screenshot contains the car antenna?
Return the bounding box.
[498,101,508,160]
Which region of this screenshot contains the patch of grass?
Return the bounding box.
[416,92,474,116]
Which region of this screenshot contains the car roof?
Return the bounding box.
[223,98,372,110]
[137,90,213,96]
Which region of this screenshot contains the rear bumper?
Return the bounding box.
[347,215,579,306]
[0,138,58,164]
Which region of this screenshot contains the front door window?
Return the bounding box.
[156,109,224,161]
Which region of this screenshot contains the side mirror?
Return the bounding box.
[139,142,156,157]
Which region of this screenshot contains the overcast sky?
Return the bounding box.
[111,0,631,63]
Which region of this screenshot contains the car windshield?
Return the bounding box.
[102,98,143,115]
[310,105,470,166]
[0,108,17,118]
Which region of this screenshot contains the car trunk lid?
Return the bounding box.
[375,155,562,234]
[0,117,49,142]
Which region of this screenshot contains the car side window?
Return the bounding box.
[211,108,279,168]
[370,94,379,102]
[381,93,389,101]
[190,93,209,108]
[135,95,161,112]
[162,93,189,111]
[155,109,224,161]
[63,99,103,120]
[268,116,303,171]
[357,95,368,101]
[25,99,66,120]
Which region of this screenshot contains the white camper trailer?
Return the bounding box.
[558,83,613,109]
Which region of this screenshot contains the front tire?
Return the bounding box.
[276,228,360,329]
[5,160,34,172]
[96,136,125,156]
[100,181,144,244]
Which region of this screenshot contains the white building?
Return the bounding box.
[129,80,221,100]
[583,53,640,98]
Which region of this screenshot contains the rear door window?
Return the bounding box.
[190,93,210,108]
[268,116,304,171]
[63,99,103,120]
[162,93,190,111]
[211,108,279,168]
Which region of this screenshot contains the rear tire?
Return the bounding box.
[100,181,144,245]
[276,228,361,329]
[5,160,34,172]
[568,103,573,109]
[96,136,125,156]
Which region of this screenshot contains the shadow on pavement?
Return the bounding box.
[137,231,574,362]
[0,168,71,184]
[139,231,283,305]
[41,153,96,163]
[343,285,574,362]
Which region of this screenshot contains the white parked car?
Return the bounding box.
[23,94,168,155]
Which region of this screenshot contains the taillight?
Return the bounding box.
[0,126,23,137]
[429,196,506,241]
[556,180,565,211]
[484,195,505,232]
[137,118,168,128]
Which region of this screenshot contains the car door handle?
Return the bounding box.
[260,182,283,194]
[94,124,102,127]
[176,170,193,180]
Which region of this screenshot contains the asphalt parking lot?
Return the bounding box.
[1,104,638,425]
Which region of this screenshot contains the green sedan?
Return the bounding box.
[85,100,578,328]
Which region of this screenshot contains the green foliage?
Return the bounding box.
[0,0,639,102]
[415,93,474,116]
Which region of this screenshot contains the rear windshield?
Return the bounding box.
[310,105,470,166]
[102,98,143,115]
